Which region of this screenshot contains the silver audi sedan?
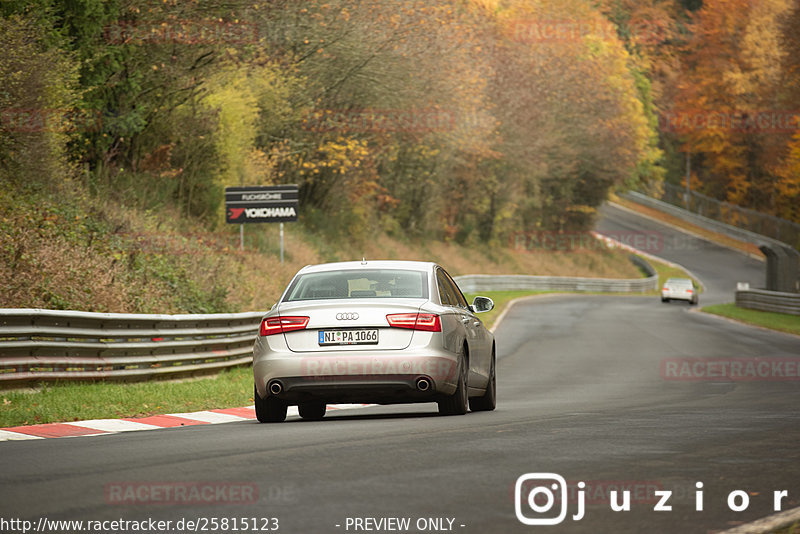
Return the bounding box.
[252,260,496,422]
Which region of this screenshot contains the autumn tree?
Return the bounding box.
[486,0,658,231]
[666,0,799,224]
[773,2,800,223]
[0,10,79,189]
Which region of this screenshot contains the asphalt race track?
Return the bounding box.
[595,203,766,305]
[1,204,798,534]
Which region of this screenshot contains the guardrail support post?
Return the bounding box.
[759,244,799,293]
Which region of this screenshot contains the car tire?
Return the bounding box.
[299,402,326,421]
[438,351,468,416]
[661,297,669,303]
[254,385,287,423]
[469,352,496,412]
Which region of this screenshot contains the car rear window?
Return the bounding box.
[283,269,429,301]
[667,279,693,286]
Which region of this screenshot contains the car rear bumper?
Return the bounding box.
[259,375,441,404]
[253,346,460,404]
[661,290,695,301]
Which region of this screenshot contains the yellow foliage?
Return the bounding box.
[203,66,260,188]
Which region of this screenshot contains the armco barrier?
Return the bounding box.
[624,191,787,251]
[0,309,264,386]
[454,256,657,293]
[1,257,658,385]
[623,191,800,293]
[659,182,800,250]
[735,289,800,316]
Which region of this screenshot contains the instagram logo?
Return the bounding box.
[515,473,584,525]
[515,473,792,525]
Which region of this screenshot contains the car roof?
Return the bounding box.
[296,260,439,274]
[665,277,693,283]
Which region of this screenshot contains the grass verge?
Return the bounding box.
[0,367,253,428]
[701,303,800,336]
[771,521,800,533]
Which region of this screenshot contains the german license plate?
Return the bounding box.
[318,329,379,345]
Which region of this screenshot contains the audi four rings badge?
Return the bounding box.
[336,313,359,320]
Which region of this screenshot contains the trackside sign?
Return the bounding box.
[225,185,299,224]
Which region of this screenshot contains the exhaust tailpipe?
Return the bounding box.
[269,381,283,395]
[416,377,431,392]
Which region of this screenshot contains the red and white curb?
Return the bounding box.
[0,404,374,441]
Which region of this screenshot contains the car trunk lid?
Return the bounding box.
[277,299,426,352]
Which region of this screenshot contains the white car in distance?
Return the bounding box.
[661,277,698,305]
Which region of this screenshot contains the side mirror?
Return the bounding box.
[471,296,494,313]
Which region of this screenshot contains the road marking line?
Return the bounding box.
[490,293,575,334]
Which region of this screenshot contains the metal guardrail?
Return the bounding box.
[0,255,659,385]
[0,309,264,386]
[623,191,800,293]
[735,289,800,316]
[659,182,800,251]
[454,256,658,293]
[625,191,785,251]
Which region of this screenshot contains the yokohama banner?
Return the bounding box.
[225,185,299,223]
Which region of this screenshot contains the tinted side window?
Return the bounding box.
[443,270,468,308]
[436,269,456,306]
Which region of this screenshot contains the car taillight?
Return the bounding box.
[386,313,442,332]
[686,289,693,293]
[260,316,309,336]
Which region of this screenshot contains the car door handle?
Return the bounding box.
[461,317,471,324]
[473,321,481,327]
